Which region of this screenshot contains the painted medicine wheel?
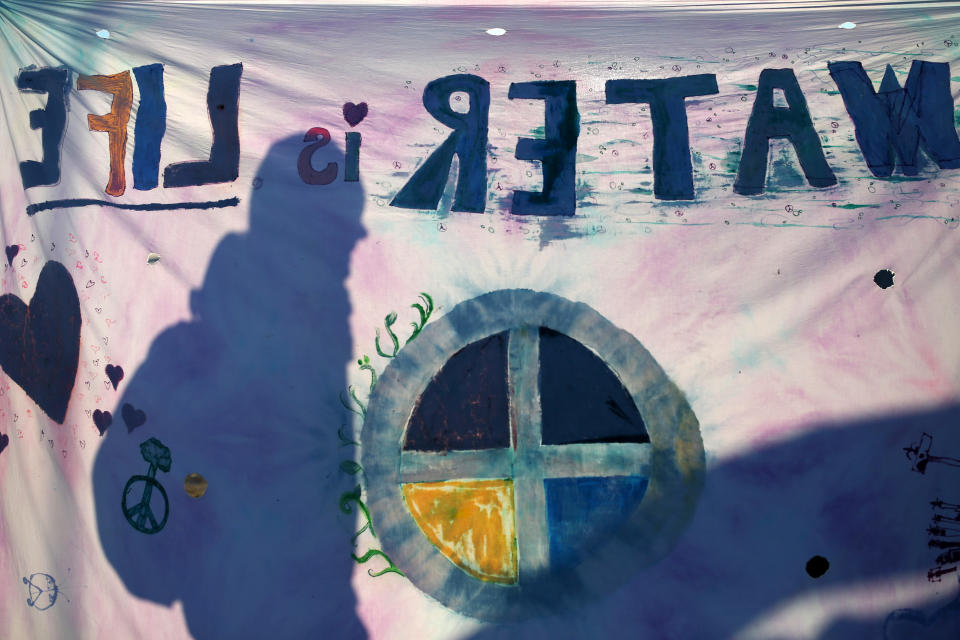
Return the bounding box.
[361,289,704,620]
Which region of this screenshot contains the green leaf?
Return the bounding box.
[352,549,405,577]
[337,426,360,446]
[412,303,427,326]
[419,292,434,316]
[339,460,363,475]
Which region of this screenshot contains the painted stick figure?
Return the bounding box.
[905,433,960,474]
[932,499,960,511]
[928,566,958,582]
[122,437,171,534]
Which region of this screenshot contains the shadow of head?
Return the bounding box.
[92,134,367,639]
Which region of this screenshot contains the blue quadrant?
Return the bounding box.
[545,476,649,569]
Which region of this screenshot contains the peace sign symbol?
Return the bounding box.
[121,437,171,534]
[122,475,169,533]
[362,290,704,621]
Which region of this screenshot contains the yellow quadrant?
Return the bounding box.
[401,479,518,584]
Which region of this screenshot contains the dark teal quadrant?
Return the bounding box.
[545,476,649,569]
[539,327,649,445]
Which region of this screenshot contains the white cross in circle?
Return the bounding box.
[399,325,652,577]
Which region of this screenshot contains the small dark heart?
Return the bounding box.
[0,432,8,455]
[105,364,124,390]
[95,307,102,314]
[121,403,146,432]
[103,380,111,390]
[84,409,92,418]
[85,280,95,289]
[5,245,18,266]
[342,101,368,127]
[93,409,112,436]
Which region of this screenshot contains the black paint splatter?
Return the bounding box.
[806,555,830,578]
[874,269,894,289]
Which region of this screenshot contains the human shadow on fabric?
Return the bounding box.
[461,402,960,639]
[92,135,367,639]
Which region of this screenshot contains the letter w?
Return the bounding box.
[828,60,960,176]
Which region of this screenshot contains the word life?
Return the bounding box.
[17,63,241,196]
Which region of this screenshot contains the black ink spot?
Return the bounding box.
[874,269,894,289]
[806,555,830,578]
[217,104,225,110]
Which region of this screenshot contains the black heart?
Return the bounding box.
[0,261,80,423]
[93,409,112,436]
[105,364,124,390]
[0,432,8,455]
[342,101,368,127]
[5,245,19,266]
[121,403,146,432]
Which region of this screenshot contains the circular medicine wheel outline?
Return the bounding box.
[362,289,704,621]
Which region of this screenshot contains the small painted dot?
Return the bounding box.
[486,28,507,36]
[806,555,830,578]
[147,253,161,264]
[874,269,894,289]
[184,473,208,498]
[838,22,856,29]
[96,29,110,39]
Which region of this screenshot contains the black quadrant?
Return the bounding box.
[539,327,649,445]
[403,331,511,451]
